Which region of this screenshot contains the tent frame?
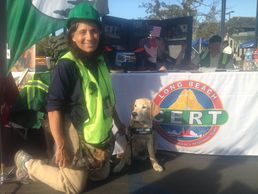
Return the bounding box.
[0,0,16,185]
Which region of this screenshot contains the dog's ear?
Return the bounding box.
[151,101,160,118]
[131,100,136,111]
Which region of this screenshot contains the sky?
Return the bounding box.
[108,0,257,19]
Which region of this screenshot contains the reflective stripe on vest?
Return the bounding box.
[24,79,49,110]
[200,50,230,68]
[200,49,209,60]
[61,52,115,144]
[199,49,210,67]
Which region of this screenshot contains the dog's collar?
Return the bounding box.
[131,128,153,135]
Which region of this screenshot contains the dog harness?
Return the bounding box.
[61,52,115,145]
[131,128,153,135]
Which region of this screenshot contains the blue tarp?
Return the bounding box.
[240,40,256,48]
[192,38,208,47]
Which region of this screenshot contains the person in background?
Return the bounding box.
[243,48,254,70]
[173,41,191,68]
[223,40,233,55]
[139,26,175,71]
[156,38,179,71]
[140,33,159,71]
[192,35,233,69]
[13,2,125,194]
[167,41,198,70]
[138,25,190,72]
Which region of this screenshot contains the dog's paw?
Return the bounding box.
[153,162,164,172]
[112,157,132,173]
[112,159,125,173]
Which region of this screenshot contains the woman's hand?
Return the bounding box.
[158,65,168,72]
[55,144,71,168]
[117,122,126,135]
[113,108,126,135]
[48,111,71,168]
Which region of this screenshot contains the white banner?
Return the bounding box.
[112,72,258,155]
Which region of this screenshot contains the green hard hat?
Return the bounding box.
[67,2,100,28]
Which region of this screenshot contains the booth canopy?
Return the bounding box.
[192,38,208,47]
[239,40,256,49]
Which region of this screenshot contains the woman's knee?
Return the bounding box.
[61,168,88,194]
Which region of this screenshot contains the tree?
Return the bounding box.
[140,0,183,19]
[194,3,220,39]
[181,0,204,17]
[140,0,204,19]
[140,0,220,39]
[195,22,219,39]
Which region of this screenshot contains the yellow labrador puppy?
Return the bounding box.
[129,98,164,172]
[112,98,163,173]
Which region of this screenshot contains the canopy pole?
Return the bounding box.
[255,0,258,48]
[220,0,226,39]
[0,0,6,76]
[0,0,7,185]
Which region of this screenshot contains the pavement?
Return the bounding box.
[1,127,258,194]
[1,151,258,194]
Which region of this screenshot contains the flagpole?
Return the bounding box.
[255,0,258,48]
[0,0,7,184]
[220,0,226,38]
[0,0,6,76]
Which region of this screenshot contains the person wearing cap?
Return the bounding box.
[13,2,125,193]
[192,35,233,69]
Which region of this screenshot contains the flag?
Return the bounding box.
[150,26,161,38]
[89,0,109,16]
[7,0,109,74]
[7,0,69,73]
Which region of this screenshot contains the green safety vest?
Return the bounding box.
[199,49,231,68]
[23,73,50,111]
[61,52,115,145]
[10,71,51,129]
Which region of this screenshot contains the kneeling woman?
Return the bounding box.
[14,2,125,194]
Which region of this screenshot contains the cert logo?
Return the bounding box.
[154,80,228,147]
